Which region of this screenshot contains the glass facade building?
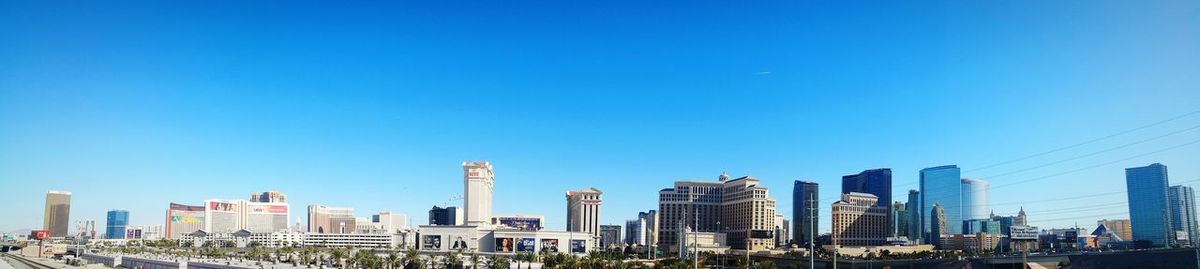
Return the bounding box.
[906,190,921,243]
[1125,163,1171,247]
[793,180,819,246]
[920,165,962,243]
[842,169,893,236]
[106,210,129,239]
[960,178,990,221]
[1169,185,1198,247]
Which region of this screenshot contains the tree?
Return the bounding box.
[386,251,401,269]
[332,248,347,268]
[491,256,511,269]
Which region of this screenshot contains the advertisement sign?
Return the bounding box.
[1009,226,1039,240]
[423,235,442,250]
[170,203,205,211]
[30,230,49,240]
[517,238,535,252]
[170,215,205,223]
[451,236,470,250]
[540,239,559,252]
[750,230,774,239]
[495,238,514,252]
[208,201,238,212]
[498,218,542,231]
[246,205,289,214]
[570,240,585,253]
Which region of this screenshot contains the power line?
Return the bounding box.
[965,109,1200,173]
[977,123,1200,180]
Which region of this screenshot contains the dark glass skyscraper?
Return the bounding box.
[793,180,819,247]
[106,210,129,239]
[1169,185,1197,247]
[906,189,921,243]
[843,168,893,235]
[1125,163,1171,247]
[920,165,962,243]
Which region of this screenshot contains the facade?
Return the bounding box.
[774,215,790,247]
[44,191,71,237]
[906,190,921,243]
[566,187,603,237]
[429,206,462,226]
[639,210,659,247]
[205,199,243,233]
[1096,219,1132,242]
[920,165,962,242]
[106,210,129,239]
[930,203,947,248]
[463,161,495,225]
[308,205,356,233]
[793,180,819,247]
[960,178,990,221]
[939,233,1005,252]
[1169,185,1198,247]
[373,211,408,233]
[831,192,887,246]
[1125,163,1172,247]
[625,219,645,245]
[892,202,908,238]
[242,201,290,233]
[75,220,96,239]
[491,214,544,231]
[963,219,1001,234]
[415,225,596,254]
[658,174,777,251]
[165,203,205,239]
[1015,207,1027,226]
[599,225,622,248]
[249,191,287,203]
[842,169,893,236]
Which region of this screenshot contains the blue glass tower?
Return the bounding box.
[920,165,962,243]
[1168,185,1197,247]
[906,190,921,242]
[1125,163,1171,247]
[843,168,892,235]
[106,210,129,239]
[793,180,819,246]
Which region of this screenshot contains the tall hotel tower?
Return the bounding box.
[463,161,495,225]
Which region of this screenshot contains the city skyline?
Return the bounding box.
[3,0,1200,238]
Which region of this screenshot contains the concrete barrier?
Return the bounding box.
[80,253,121,267]
[187,261,257,269]
[121,256,186,269]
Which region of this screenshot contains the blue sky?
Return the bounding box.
[1,0,1198,234]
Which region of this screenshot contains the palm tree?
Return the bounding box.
[468,253,481,269]
[331,248,348,268]
[386,251,401,269]
[404,248,422,269]
[491,256,511,269]
[445,251,463,269]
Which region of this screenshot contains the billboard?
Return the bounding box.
[208,201,239,212]
[1009,226,1038,240]
[517,238,535,252]
[170,203,205,211]
[497,217,542,231]
[30,230,49,240]
[750,230,774,239]
[451,236,470,250]
[423,235,442,250]
[495,238,514,252]
[246,204,288,214]
[570,240,586,253]
[540,239,559,252]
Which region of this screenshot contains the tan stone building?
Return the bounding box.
[831,192,887,246]
[1097,219,1133,241]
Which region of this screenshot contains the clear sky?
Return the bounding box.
[1,0,1198,235]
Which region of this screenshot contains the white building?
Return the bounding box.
[463,161,495,225]
[205,199,244,233]
[203,198,290,234]
[566,188,602,237]
[373,211,408,233]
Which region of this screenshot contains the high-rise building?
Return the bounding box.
[599,225,622,248]
[205,199,243,233]
[831,192,887,246]
[372,211,408,233]
[638,210,659,247]
[892,201,908,238]
[930,203,947,248]
[428,206,461,226]
[250,191,287,203]
[308,205,357,233]
[842,168,892,236]
[960,178,990,221]
[920,165,962,243]
[106,210,129,239]
[1096,219,1132,241]
[243,201,290,233]
[1015,207,1027,226]
[1125,163,1172,247]
[792,180,819,247]
[165,203,205,239]
[625,219,646,245]
[463,161,494,225]
[566,187,603,237]
[44,191,71,237]
[75,220,96,239]
[774,214,790,247]
[906,190,921,243]
[1169,185,1198,247]
[658,174,777,251]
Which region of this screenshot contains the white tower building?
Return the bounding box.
[463,161,495,225]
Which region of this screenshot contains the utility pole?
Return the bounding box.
[809,195,815,269]
[694,206,699,269]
